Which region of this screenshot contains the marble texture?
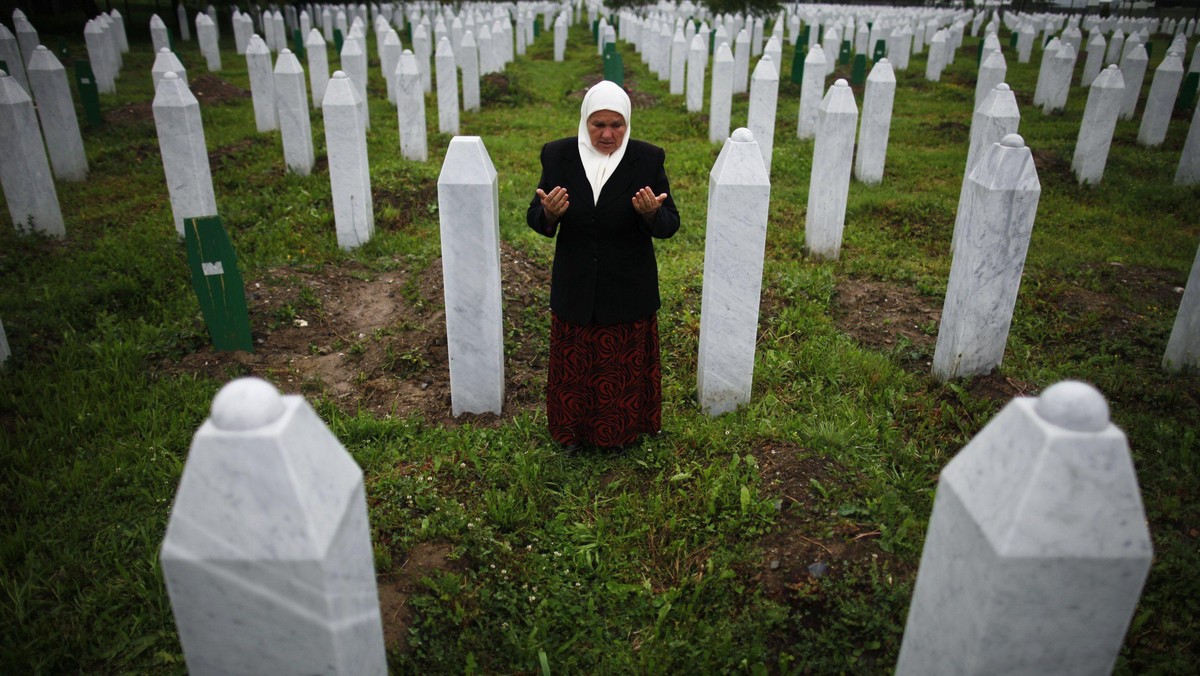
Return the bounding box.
[303,31,329,112]
[340,36,369,130]
[0,24,28,94]
[1163,240,1200,371]
[822,26,838,75]
[747,55,778,174]
[854,59,895,185]
[150,14,169,54]
[197,14,221,71]
[686,33,706,113]
[1106,29,1126,66]
[1017,23,1035,63]
[697,128,771,416]
[323,72,373,250]
[670,28,686,95]
[1137,51,1183,147]
[924,30,946,81]
[435,37,459,134]
[709,42,733,143]
[1041,42,1076,114]
[934,134,1040,382]
[246,36,277,132]
[152,73,216,238]
[233,11,252,54]
[1072,65,1125,185]
[161,377,387,676]
[460,31,480,112]
[1175,102,1200,185]
[83,19,115,94]
[396,50,428,162]
[554,14,567,61]
[733,29,750,93]
[0,70,64,236]
[382,28,401,104]
[1082,32,1106,86]
[966,83,1020,178]
[896,380,1153,675]
[974,50,1006,110]
[1033,37,1061,107]
[1118,43,1148,120]
[176,2,190,41]
[152,47,187,89]
[14,15,37,69]
[437,137,504,416]
[27,47,87,182]
[274,49,314,176]
[805,80,857,260]
[796,45,826,139]
[110,9,129,53]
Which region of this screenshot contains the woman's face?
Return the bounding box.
[587,110,627,155]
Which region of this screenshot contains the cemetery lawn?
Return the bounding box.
[2,10,1199,674]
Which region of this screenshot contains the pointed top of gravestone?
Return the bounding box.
[247,33,269,54]
[1157,52,1184,72]
[463,30,476,47]
[153,70,198,108]
[84,19,101,34]
[342,36,363,56]
[438,136,497,186]
[28,45,63,72]
[1001,133,1024,148]
[752,54,777,79]
[1093,64,1125,89]
[833,78,849,88]
[711,127,769,187]
[982,49,1006,69]
[276,49,302,74]
[1035,381,1109,432]
[437,36,453,56]
[384,29,400,46]
[715,41,733,61]
[323,70,360,107]
[995,83,1011,92]
[806,45,826,63]
[0,71,29,105]
[1125,42,1147,62]
[306,28,325,46]
[211,377,286,430]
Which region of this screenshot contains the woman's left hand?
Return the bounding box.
[632,186,667,221]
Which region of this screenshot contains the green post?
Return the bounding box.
[873,38,886,61]
[73,60,103,127]
[334,28,343,54]
[167,25,177,56]
[1144,42,1152,61]
[603,50,623,87]
[56,37,70,60]
[184,216,254,353]
[292,28,305,59]
[851,54,867,85]
[1179,72,1199,111]
[0,59,6,74]
[533,17,541,38]
[790,40,805,84]
[592,20,598,41]
[1009,32,1018,49]
[977,39,984,65]
[839,40,851,65]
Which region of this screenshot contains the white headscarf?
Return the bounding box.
[577,80,631,202]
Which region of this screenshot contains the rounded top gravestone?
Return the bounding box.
[732,127,754,142]
[1034,380,1110,432]
[1000,132,1024,148]
[211,377,286,430]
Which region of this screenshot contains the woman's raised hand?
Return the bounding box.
[537,186,570,223]
[632,186,667,221]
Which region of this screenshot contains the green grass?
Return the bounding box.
[2,8,1199,674]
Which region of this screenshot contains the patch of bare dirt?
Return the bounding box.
[373,176,438,230]
[375,542,467,651]
[832,277,941,361]
[189,73,251,104]
[162,242,551,426]
[572,73,659,109]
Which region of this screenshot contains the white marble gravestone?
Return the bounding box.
[435,37,459,134]
[1175,103,1200,185]
[554,14,567,61]
[975,50,1007,110]
[1082,31,1106,86]
[797,45,826,140]
[246,35,277,132]
[1033,37,1061,108]
[382,28,401,104]
[1163,240,1200,372]
[896,380,1153,675]
[461,31,480,113]
[14,15,37,68]
[670,28,686,95]
[233,11,252,54]
[0,319,9,364]
[197,14,221,71]
[0,70,65,236]
[396,50,428,162]
[152,72,216,238]
[1118,43,1148,120]
[805,80,858,260]
[175,2,190,41]
[110,9,129,53]
[697,128,771,416]
[1106,29,1126,66]
[84,19,116,94]
[747,55,779,173]
[925,30,947,81]
[733,28,750,93]
[686,33,706,113]
[1042,42,1076,114]
[1072,64,1125,185]
[965,83,1020,178]
[274,49,314,176]
[1137,51,1184,147]
[304,29,329,110]
[854,59,896,185]
[437,137,504,416]
[161,377,387,676]
[27,47,88,182]
[0,24,28,93]
[934,135,1040,382]
[149,13,169,53]
[151,47,187,89]
[323,72,374,250]
[340,36,369,130]
[709,42,734,143]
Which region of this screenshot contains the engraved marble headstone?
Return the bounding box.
[965,83,1019,178]
[83,19,115,94]
[161,377,387,675]
[246,35,277,131]
[322,71,374,250]
[1082,31,1106,86]
[1072,64,1125,185]
[153,72,216,238]
[149,13,170,54]
[1163,240,1200,372]
[151,47,187,89]
[438,137,504,416]
[805,79,857,260]
[1042,42,1076,114]
[1137,50,1184,146]
[975,49,1006,109]
[396,50,428,161]
[0,70,65,236]
[1033,37,1061,107]
[435,36,459,133]
[854,58,895,185]
[669,27,686,95]
[698,128,770,416]
[1118,42,1148,120]
[1176,102,1200,185]
[27,46,88,182]
[733,28,750,93]
[340,36,369,130]
[196,13,221,71]
[925,30,946,81]
[0,24,28,93]
[896,380,1153,675]
[747,55,778,173]
[382,28,401,104]
[304,29,329,109]
[934,134,1040,381]
[274,49,314,175]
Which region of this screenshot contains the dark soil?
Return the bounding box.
[107,74,249,126]
[376,541,467,651]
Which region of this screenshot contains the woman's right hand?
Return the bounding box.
[537,186,570,225]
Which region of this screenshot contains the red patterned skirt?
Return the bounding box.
[547,312,662,448]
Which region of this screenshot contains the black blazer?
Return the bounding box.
[526,137,681,326]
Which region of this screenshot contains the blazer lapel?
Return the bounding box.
[595,146,641,209]
[559,143,595,208]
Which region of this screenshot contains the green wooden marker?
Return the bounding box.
[168,25,177,55]
[73,60,102,127]
[851,54,867,85]
[1179,72,1199,111]
[0,59,6,74]
[533,17,540,38]
[603,50,623,87]
[292,28,305,59]
[839,40,851,65]
[592,20,598,41]
[873,38,886,62]
[1009,32,1018,49]
[57,37,70,60]
[791,40,805,84]
[334,28,343,54]
[977,39,984,65]
[184,216,254,353]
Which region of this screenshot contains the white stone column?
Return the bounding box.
[805,79,857,260]
[855,58,896,185]
[686,33,706,113]
[435,37,459,134]
[747,55,778,173]
[1017,23,1035,63]
[340,36,370,130]
[897,380,1152,675]
[697,128,770,416]
[110,9,129,53]
[797,45,826,140]
[197,14,221,71]
[1042,42,1076,114]
[323,72,373,250]
[152,72,217,238]
[933,134,1040,382]
[1118,43,1148,120]
[14,16,37,69]
[670,28,686,95]
[274,49,314,176]
[304,30,329,110]
[26,47,87,182]
[396,50,428,162]
[161,377,387,676]
[1072,65,1125,185]
[245,35,277,132]
[150,14,170,54]
[966,83,1020,177]
[709,41,733,143]
[554,14,567,62]
[925,30,946,81]
[1082,31,1106,86]
[382,28,402,105]
[733,28,750,94]
[1106,29,1126,66]
[1033,37,1061,107]
[0,70,64,236]
[176,3,190,41]
[437,136,504,416]
[1175,102,1200,185]
[1137,51,1184,146]
[151,47,187,89]
[0,24,28,94]
[1163,240,1200,371]
[975,49,1007,109]
[84,19,115,94]
[461,31,480,113]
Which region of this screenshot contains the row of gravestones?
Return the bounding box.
[160,373,1152,673]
